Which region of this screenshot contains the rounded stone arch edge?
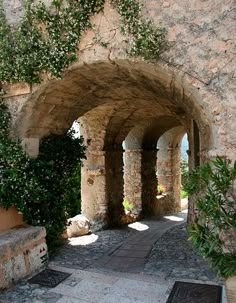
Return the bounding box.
[9,58,220,156]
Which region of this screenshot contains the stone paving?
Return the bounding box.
[0,212,226,303]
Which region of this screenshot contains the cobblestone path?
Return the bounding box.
[0,213,223,303]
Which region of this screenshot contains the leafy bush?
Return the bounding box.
[185,156,236,278]
[180,189,188,199]
[122,198,133,211]
[0,102,86,251]
[157,184,165,195]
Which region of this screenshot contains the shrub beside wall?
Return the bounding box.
[0,102,86,251]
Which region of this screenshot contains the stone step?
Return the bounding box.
[49,266,171,303]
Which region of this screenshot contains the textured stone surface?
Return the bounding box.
[124,150,142,217]
[66,215,90,238]
[0,214,226,303]
[144,223,218,281]
[0,226,47,289]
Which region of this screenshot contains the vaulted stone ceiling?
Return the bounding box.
[16,60,210,151]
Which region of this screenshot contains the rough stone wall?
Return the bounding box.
[124,150,142,215]
[156,144,181,208]
[0,226,47,289]
[143,0,235,158]
[80,151,107,224]
[141,150,157,216]
[105,150,124,225]
[157,147,173,193]
[171,145,181,211]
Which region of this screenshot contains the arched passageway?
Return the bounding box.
[15,60,212,228]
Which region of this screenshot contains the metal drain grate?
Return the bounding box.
[28,269,71,288]
[166,281,222,303]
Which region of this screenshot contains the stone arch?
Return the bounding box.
[13,59,219,226]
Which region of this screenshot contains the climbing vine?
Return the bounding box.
[0,0,166,85]
[111,0,166,60]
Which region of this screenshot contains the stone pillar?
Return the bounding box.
[81,151,107,229]
[105,149,124,226]
[142,149,157,216]
[156,145,181,215]
[124,149,142,217]
[171,145,181,212]
[157,146,173,192]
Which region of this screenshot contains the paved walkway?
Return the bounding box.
[0,212,227,303]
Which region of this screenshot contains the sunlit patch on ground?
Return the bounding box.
[128,222,149,231]
[68,234,99,246]
[164,215,184,222]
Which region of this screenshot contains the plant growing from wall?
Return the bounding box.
[184,156,236,279]
[0,101,86,251]
[0,0,166,85]
[157,184,165,195]
[111,0,166,60]
[122,198,134,213]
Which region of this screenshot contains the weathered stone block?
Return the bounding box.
[0,226,47,289]
[66,215,90,238]
[1,255,27,286]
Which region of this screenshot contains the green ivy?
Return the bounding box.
[111,0,166,60]
[0,0,166,85]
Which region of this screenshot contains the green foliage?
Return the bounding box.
[0,102,46,211]
[122,198,133,211]
[0,0,105,84]
[186,156,236,278]
[180,189,188,199]
[0,102,86,251]
[112,0,166,60]
[0,0,166,85]
[157,184,165,195]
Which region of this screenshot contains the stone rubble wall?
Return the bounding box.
[0,226,47,289]
[124,150,142,215]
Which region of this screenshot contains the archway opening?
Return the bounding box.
[15,60,211,227]
[180,133,189,211]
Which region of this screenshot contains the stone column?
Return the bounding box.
[156,146,173,192]
[81,151,107,229]
[156,145,181,214]
[105,149,124,226]
[124,149,142,217]
[142,149,157,216]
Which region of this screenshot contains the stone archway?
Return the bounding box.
[11,59,219,227]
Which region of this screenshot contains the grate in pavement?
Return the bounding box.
[166,281,222,303]
[28,269,71,288]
